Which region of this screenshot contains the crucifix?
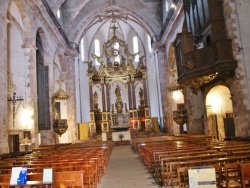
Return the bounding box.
[111,24,118,36]
[8,92,24,128]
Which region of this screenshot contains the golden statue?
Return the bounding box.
[139,87,144,100]
[115,85,123,113]
[115,85,121,100]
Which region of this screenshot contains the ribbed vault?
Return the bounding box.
[46,0,163,42]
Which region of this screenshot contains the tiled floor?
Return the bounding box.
[97,145,160,188]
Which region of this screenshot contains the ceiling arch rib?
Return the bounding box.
[76,9,154,45]
[58,0,162,42]
[8,0,32,37]
[71,8,160,43]
[47,0,66,13]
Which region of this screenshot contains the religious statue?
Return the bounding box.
[139,87,145,108]
[138,56,146,67]
[107,57,112,67]
[115,85,123,113]
[115,85,121,100]
[121,55,126,67]
[87,61,97,72]
[93,91,98,110]
[139,87,144,100]
[124,103,128,112]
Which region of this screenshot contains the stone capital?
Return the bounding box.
[64,48,79,57]
[152,42,166,53]
[21,38,36,49]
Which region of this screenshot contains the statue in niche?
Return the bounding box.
[115,85,121,100]
[120,56,126,67]
[139,87,145,107]
[115,85,123,113]
[107,57,112,67]
[93,91,98,110]
[87,61,93,71]
[139,87,144,100]
[124,103,128,112]
[138,56,146,67]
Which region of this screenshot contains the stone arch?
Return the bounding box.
[70,4,156,43]
[36,27,51,132]
[53,51,66,72]
[8,0,32,36]
[53,60,62,94]
[166,44,184,134]
[7,1,29,97]
[36,27,50,62]
[205,85,234,140]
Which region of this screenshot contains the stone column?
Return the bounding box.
[39,56,55,146]
[64,49,79,142]
[131,82,136,109]
[21,42,40,147]
[0,6,9,154]
[89,83,93,111]
[154,44,172,133]
[143,80,148,107]
[101,84,106,111]
[127,82,132,110]
[106,84,111,112]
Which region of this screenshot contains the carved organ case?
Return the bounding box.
[174,0,237,94]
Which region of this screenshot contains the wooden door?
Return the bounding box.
[9,134,20,152]
[223,117,235,139]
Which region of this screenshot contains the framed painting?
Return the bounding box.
[23,131,31,139]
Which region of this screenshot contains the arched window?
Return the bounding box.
[133,36,139,62]
[94,39,100,65]
[36,30,50,130]
[114,42,120,62]
[147,34,152,53]
[80,38,84,61]
[56,9,61,18]
[165,1,169,12]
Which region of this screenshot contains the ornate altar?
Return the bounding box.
[87,23,151,133]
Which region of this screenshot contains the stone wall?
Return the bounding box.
[0,1,9,154]
[0,0,77,154]
[223,0,250,136]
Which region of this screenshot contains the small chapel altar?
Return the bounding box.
[86,22,151,135]
[112,131,131,141]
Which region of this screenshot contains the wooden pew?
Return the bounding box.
[240,163,250,188]
[0,141,112,188]
[0,174,10,185]
[53,171,84,188]
[161,156,249,187]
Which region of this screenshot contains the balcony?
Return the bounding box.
[174,37,237,93]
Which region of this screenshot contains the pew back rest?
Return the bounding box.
[53,171,84,188]
[240,163,250,188]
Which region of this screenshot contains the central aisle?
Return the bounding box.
[97,145,160,188]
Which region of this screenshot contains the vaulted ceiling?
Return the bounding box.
[46,0,163,42]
